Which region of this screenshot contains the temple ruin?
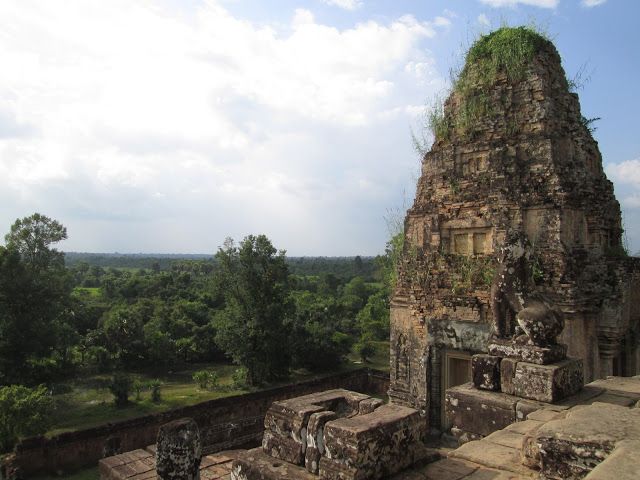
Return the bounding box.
[35,26,640,480]
[389,26,640,434]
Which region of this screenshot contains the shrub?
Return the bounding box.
[192,370,219,390]
[193,370,210,389]
[149,379,162,403]
[356,341,376,363]
[0,384,53,452]
[231,367,248,389]
[132,379,144,401]
[109,373,133,407]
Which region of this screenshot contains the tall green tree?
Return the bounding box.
[213,235,292,385]
[0,214,72,384]
[4,213,67,272]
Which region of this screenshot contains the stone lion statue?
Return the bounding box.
[490,231,563,346]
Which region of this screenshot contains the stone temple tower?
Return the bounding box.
[388,27,640,434]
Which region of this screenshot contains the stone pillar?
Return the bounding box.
[156,418,202,480]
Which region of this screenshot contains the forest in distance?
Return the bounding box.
[0,213,396,453]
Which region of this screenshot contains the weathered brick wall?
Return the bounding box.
[389,37,640,434]
[8,368,389,477]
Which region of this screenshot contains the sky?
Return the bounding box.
[0,0,638,256]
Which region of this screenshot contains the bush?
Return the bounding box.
[356,341,376,363]
[0,384,53,452]
[149,379,162,403]
[132,379,144,401]
[109,373,133,407]
[192,370,218,390]
[231,367,248,389]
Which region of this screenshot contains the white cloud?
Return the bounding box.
[582,0,607,7]
[433,16,451,28]
[606,159,640,188]
[622,195,640,209]
[320,0,363,11]
[478,14,491,26]
[479,0,558,8]
[0,0,446,254]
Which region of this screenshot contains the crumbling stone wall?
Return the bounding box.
[390,29,640,434]
[7,368,388,477]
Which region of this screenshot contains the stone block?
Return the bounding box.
[319,404,425,480]
[501,358,583,403]
[231,448,317,480]
[156,418,201,480]
[412,458,478,480]
[304,411,336,474]
[445,384,518,437]
[488,340,567,365]
[358,397,384,415]
[262,389,369,465]
[448,439,530,475]
[472,354,501,391]
[500,358,517,396]
[535,403,640,479]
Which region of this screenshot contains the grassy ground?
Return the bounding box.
[49,343,389,436]
[33,344,389,479]
[71,287,102,298]
[347,340,390,372]
[48,363,246,435]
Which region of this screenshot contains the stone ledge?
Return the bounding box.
[488,340,567,365]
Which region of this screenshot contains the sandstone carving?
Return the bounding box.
[390,26,640,433]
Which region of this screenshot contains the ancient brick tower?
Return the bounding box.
[389,27,640,433]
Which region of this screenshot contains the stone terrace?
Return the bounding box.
[101,376,640,480]
[99,447,237,480]
[391,376,640,480]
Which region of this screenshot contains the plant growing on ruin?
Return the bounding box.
[580,115,601,134]
[449,255,496,295]
[419,26,554,143]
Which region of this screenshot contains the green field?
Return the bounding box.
[48,344,389,436]
[27,345,390,479]
[71,287,102,298]
[348,340,390,372]
[48,363,246,435]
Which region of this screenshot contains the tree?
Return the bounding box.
[0,246,72,384]
[357,290,390,341]
[4,213,67,272]
[0,215,73,384]
[0,384,52,452]
[213,235,292,385]
[102,304,146,367]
